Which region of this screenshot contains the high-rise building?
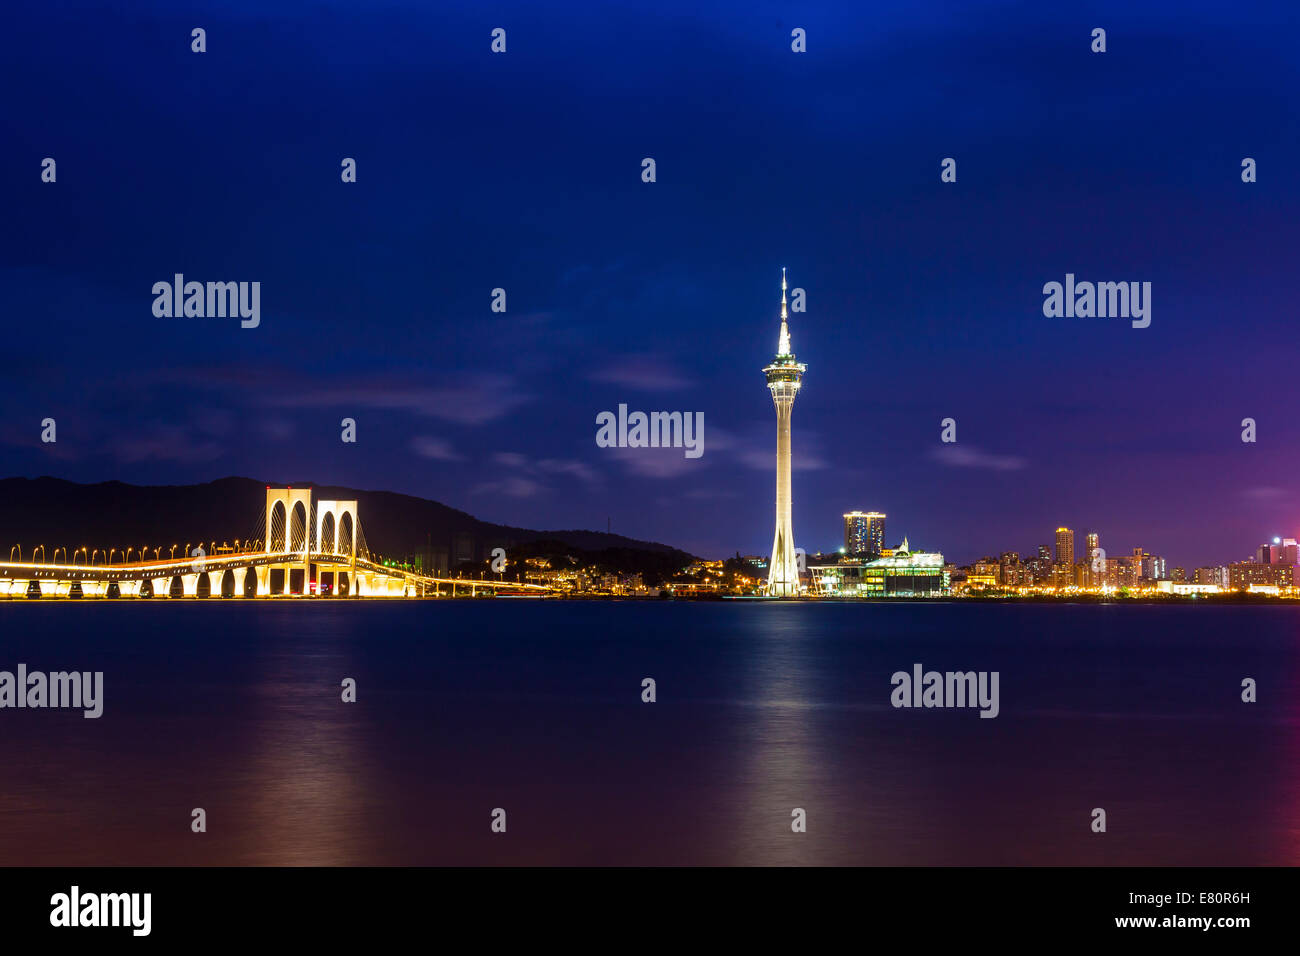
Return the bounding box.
[1028,545,1054,584]
[998,551,1024,586]
[1081,531,1101,586]
[1104,556,1138,588]
[1256,539,1299,566]
[1194,566,1228,588]
[843,511,886,555]
[1230,561,1294,590]
[764,269,807,597]
[1055,527,1074,568]
[1140,553,1166,581]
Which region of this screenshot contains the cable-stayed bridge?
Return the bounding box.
[0,486,553,599]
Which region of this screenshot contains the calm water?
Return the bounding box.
[0,601,1296,865]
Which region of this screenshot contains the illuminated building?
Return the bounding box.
[1193,566,1228,588]
[1256,538,1297,566]
[763,269,807,597]
[1050,564,1076,588]
[998,551,1025,586]
[1082,531,1101,587]
[1157,581,1222,595]
[1229,561,1294,590]
[1103,556,1137,588]
[1026,545,1053,584]
[1055,527,1074,568]
[810,538,947,596]
[969,557,999,586]
[843,511,886,555]
[1141,554,1166,581]
[862,542,948,595]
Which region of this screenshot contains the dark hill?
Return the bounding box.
[0,476,694,572]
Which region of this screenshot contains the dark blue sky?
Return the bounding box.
[2,0,1298,565]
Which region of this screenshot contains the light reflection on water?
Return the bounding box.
[0,601,1295,865]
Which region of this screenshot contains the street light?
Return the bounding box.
[74,547,87,566]
[9,545,20,562]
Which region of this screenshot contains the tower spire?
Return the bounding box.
[778,268,791,355]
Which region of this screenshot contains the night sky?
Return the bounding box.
[2,0,1297,566]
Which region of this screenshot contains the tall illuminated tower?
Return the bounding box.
[763,269,807,596]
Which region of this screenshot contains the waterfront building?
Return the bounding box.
[810,539,947,596]
[1055,527,1074,566]
[843,511,886,556]
[1229,561,1294,590]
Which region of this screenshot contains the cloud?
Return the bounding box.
[113,425,225,464]
[929,445,1026,471]
[536,458,600,484]
[590,354,696,391]
[474,476,546,499]
[263,373,535,426]
[410,436,464,461]
[127,364,537,427]
[679,423,828,473]
[474,451,602,497]
[606,446,703,478]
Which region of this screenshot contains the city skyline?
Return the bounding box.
[4,468,1295,579]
